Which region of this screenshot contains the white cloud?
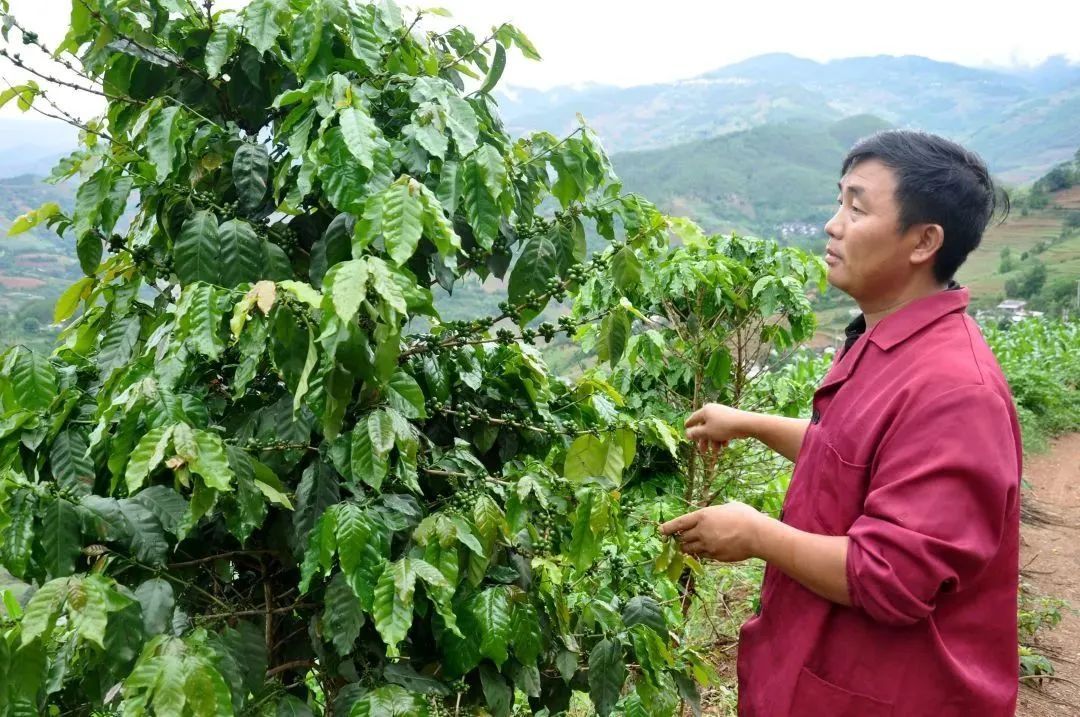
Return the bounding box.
[2,0,1077,121]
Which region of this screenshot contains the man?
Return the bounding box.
[661,130,1021,716]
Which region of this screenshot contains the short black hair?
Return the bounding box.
[841,130,1008,282]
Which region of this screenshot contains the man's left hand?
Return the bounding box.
[659,502,764,562]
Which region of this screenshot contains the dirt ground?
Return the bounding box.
[1017,432,1080,716]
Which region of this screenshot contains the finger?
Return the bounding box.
[659,511,700,536]
[686,425,708,441]
[684,408,705,429]
[680,539,704,556]
[697,438,709,455]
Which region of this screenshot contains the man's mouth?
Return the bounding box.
[825,247,842,265]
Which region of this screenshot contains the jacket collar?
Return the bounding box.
[866,285,970,352]
[815,285,969,396]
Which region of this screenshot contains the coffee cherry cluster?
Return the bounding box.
[426,695,453,717]
[446,486,486,514]
[532,508,558,553]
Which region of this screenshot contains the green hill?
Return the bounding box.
[499,53,1080,182]
[611,115,891,237]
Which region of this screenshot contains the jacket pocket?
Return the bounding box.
[790,666,893,717]
[812,440,871,536]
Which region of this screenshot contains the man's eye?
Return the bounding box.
[851,205,864,215]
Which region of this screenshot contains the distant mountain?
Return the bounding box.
[0,118,78,178]
[611,115,892,237]
[496,53,1080,182]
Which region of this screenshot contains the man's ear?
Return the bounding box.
[909,223,944,268]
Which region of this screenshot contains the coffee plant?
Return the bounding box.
[0,0,743,715]
[569,224,825,510]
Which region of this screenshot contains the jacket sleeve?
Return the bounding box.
[845,384,1019,626]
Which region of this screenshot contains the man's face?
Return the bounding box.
[823,159,917,302]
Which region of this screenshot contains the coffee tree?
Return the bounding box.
[571,223,825,511]
[0,1,719,715]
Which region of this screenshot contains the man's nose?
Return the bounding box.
[824,208,842,240]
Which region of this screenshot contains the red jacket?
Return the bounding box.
[738,287,1021,716]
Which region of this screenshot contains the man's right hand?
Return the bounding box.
[685,403,751,455]
[685,404,811,463]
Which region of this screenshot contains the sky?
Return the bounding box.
[2,0,1079,122]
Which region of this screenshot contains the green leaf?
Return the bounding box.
[508,232,558,318]
[50,428,94,497]
[243,0,284,55]
[72,168,109,239]
[234,142,270,211]
[622,596,667,636]
[569,489,601,571]
[190,429,235,491]
[563,434,626,484]
[97,312,142,378]
[384,662,450,696]
[21,577,70,645]
[323,571,365,655]
[309,213,353,287]
[300,506,338,593]
[347,4,382,72]
[289,0,324,75]
[506,25,541,60]
[479,663,513,717]
[125,425,175,493]
[148,106,182,182]
[382,178,425,265]
[367,257,408,317]
[597,309,630,367]
[335,503,388,609]
[135,577,175,635]
[10,348,58,411]
[131,485,190,538]
[478,43,506,95]
[53,276,93,323]
[461,149,501,249]
[76,232,103,275]
[319,127,369,214]
[219,219,267,287]
[41,498,81,579]
[436,160,461,216]
[101,175,134,234]
[388,370,427,419]
[472,586,512,666]
[368,409,396,457]
[293,326,318,413]
[205,22,236,78]
[348,684,426,717]
[277,696,314,717]
[118,498,171,566]
[351,420,387,491]
[174,210,221,285]
[326,258,369,321]
[444,94,479,156]
[177,283,225,359]
[339,107,379,170]
[511,601,543,665]
[588,638,626,717]
[418,184,461,260]
[611,246,642,290]
[705,347,732,390]
[372,560,414,657]
[406,103,448,160]
[184,663,234,716]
